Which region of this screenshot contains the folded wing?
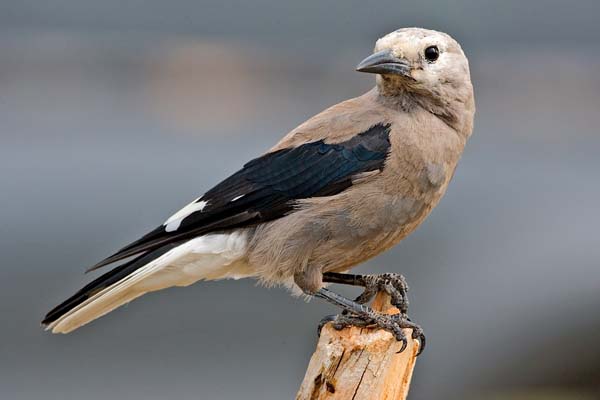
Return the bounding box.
[89,123,392,271]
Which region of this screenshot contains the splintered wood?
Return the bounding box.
[296,293,419,400]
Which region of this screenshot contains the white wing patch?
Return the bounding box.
[231,194,245,202]
[164,198,208,232]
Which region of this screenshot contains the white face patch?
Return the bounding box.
[231,194,245,202]
[164,198,208,232]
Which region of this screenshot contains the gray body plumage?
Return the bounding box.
[43,28,475,334]
[248,88,472,292]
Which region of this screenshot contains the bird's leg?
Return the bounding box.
[322,272,410,314]
[319,272,424,354]
[314,288,425,354]
[294,269,424,353]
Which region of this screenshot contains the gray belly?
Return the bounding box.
[246,165,450,284]
[318,194,431,272]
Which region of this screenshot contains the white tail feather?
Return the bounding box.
[47,232,249,334]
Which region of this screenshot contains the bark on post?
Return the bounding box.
[296,292,419,400]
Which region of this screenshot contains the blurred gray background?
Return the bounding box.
[1,1,599,399]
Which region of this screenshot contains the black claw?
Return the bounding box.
[396,335,408,353]
[388,317,408,352]
[412,329,426,356]
[407,322,426,355]
[416,333,426,356]
[317,314,337,336]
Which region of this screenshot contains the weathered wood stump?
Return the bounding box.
[296,292,419,400]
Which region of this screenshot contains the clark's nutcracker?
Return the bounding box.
[42,28,475,352]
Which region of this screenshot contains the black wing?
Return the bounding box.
[89,123,391,270]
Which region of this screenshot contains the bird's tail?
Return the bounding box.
[41,243,181,334]
[42,232,251,334]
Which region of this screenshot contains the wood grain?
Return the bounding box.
[296,292,419,400]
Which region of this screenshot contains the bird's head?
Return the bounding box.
[357,28,474,131]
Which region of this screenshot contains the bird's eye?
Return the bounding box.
[424,46,439,62]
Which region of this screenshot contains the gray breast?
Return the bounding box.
[419,162,447,190]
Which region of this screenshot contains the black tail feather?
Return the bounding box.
[42,243,181,327]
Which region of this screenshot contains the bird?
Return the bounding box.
[42,27,475,352]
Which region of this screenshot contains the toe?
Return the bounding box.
[416,333,426,355]
[394,330,408,353]
[317,314,337,335]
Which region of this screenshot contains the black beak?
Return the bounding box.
[356,49,411,77]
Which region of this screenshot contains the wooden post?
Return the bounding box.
[296,292,419,400]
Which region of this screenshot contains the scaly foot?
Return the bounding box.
[315,287,425,354]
